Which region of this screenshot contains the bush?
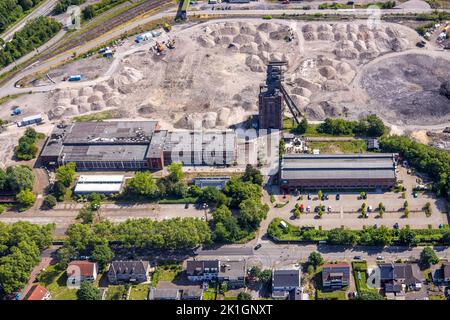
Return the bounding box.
[43,195,57,209]
[16,189,36,210]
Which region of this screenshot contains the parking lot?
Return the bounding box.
[269,167,449,230]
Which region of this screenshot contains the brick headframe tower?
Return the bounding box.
[258,62,286,130]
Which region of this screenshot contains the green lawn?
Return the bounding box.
[306,140,367,154]
[37,265,78,300]
[105,285,128,300]
[151,264,182,287]
[202,287,216,300]
[129,284,150,300]
[317,289,347,300]
[352,261,379,295]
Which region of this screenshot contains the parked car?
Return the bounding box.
[321,195,325,201]
[354,256,362,260]
[185,203,189,209]
[254,244,262,250]
[306,205,311,212]
[336,194,340,200]
[368,206,373,212]
[327,206,332,212]
[307,194,311,200]
[300,204,304,212]
[376,256,384,260]
[373,224,378,229]
[322,205,326,211]
[393,223,399,229]
[412,192,418,198]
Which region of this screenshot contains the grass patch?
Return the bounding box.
[152,264,182,287]
[158,197,198,204]
[282,116,296,131]
[202,287,216,300]
[105,285,128,300]
[129,284,150,300]
[37,264,78,300]
[352,261,378,295]
[317,290,347,300]
[306,140,367,154]
[73,110,114,122]
[304,124,354,137]
[275,201,289,208]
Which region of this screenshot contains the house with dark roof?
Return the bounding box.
[108,260,150,284]
[432,263,450,285]
[271,269,301,300]
[321,264,350,289]
[67,260,98,282]
[379,263,422,295]
[186,260,219,282]
[217,260,246,288]
[22,285,51,300]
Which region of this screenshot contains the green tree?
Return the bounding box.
[167,162,183,182]
[365,114,385,137]
[77,281,100,300]
[16,189,36,210]
[242,164,263,185]
[249,266,262,278]
[52,180,67,201]
[89,193,101,210]
[199,186,229,208]
[5,165,34,192]
[127,172,159,198]
[317,203,323,218]
[398,227,416,246]
[0,168,7,191]
[43,194,57,209]
[56,162,76,187]
[77,205,94,224]
[442,231,450,245]
[212,205,232,224]
[308,251,324,269]
[318,190,323,200]
[420,247,439,268]
[378,202,385,218]
[327,228,359,246]
[237,291,252,300]
[294,117,308,134]
[223,177,262,208]
[91,243,113,271]
[279,139,285,157]
[259,269,272,284]
[424,202,432,217]
[238,198,269,231]
[293,207,301,219]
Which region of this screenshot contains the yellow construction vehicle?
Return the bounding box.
[155,41,165,53]
[163,22,172,32]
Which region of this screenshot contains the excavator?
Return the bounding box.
[154,41,165,54]
[166,39,176,49]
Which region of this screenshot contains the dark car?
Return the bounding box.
[185,203,189,209]
[393,223,399,229]
[308,194,311,200]
[354,256,362,260]
[336,194,340,200]
[254,244,262,250]
[321,195,325,201]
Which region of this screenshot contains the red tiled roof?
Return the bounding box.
[23,285,49,300]
[67,260,96,277]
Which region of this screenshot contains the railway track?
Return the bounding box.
[38,0,173,61]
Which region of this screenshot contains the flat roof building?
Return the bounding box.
[74,175,125,194]
[40,121,237,171]
[280,153,397,190]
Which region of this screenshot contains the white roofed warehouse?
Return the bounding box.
[280,153,397,190]
[74,175,125,195]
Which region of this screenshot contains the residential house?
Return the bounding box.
[186,260,220,282]
[67,260,98,283]
[22,285,51,300]
[217,260,246,288]
[432,263,450,285]
[108,260,150,284]
[271,269,301,300]
[379,263,422,295]
[322,264,350,289]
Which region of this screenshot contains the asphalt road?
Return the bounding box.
[0,0,59,42]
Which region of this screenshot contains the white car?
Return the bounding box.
[368,206,373,212]
[306,205,311,212]
[376,256,384,260]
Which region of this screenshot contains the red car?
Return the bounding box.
[299,203,304,212]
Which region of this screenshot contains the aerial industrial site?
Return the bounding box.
[0,0,449,308]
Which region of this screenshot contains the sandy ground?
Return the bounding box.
[0,18,449,165]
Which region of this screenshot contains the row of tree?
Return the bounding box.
[269,219,450,246]
[380,135,450,200]
[0,221,54,295]
[317,115,385,137]
[0,16,61,68]
[0,0,43,33]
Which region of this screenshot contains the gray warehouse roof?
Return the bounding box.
[281,153,396,180]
